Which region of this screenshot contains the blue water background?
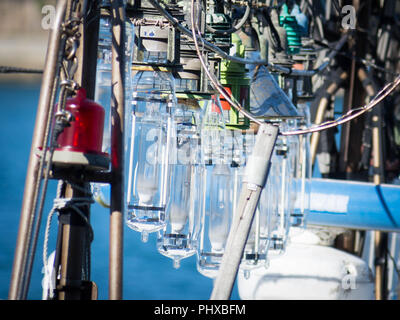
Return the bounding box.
[0,81,240,300]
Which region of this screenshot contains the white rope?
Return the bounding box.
[42,181,94,299]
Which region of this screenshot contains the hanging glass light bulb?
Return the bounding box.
[292,103,312,228]
[237,128,272,278]
[257,157,280,264]
[267,131,293,257]
[196,95,233,278]
[230,129,249,215]
[125,67,177,242]
[91,15,113,207]
[156,97,204,268]
[239,207,272,279]
[92,14,134,208]
[95,15,112,149]
[286,119,301,227]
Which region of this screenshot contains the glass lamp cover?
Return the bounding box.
[286,120,301,227]
[196,96,234,278]
[93,16,134,208]
[292,103,312,227]
[157,101,204,268]
[267,133,292,257]
[125,70,177,242]
[239,130,271,276]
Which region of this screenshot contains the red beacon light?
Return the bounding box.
[53,88,110,170]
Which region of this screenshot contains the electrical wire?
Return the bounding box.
[150,0,399,137]
[313,39,400,77]
[205,2,251,35]
[190,0,263,126]
[148,0,349,76]
[385,245,400,279]
[147,0,271,66]
[188,0,400,137]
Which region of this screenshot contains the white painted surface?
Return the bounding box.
[238,228,375,300]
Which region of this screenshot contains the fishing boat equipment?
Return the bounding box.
[7,0,400,301]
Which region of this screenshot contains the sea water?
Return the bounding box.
[0,82,240,300]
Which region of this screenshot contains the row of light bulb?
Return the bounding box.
[93,16,312,277]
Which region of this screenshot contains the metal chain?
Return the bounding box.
[52,15,83,147]
[41,1,95,299]
[281,75,400,136]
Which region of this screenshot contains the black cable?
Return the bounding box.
[0,66,43,74]
[262,7,283,53]
[331,0,340,15]
[313,39,400,77]
[204,2,250,35]
[385,244,400,278]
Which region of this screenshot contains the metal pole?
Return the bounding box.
[54,0,99,300]
[109,0,125,300]
[210,124,278,300]
[358,67,387,300]
[310,72,347,165]
[57,183,93,300]
[8,0,68,300]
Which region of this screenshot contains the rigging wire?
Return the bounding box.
[0,66,43,74]
[21,1,84,299]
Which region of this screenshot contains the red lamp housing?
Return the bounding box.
[57,88,105,155]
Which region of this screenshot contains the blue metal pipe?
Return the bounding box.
[306,178,400,232]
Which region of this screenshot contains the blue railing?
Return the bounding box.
[307,178,400,232]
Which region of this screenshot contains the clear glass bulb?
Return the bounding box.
[258,154,279,267]
[201,96,226,164]
[239,130,270,276]
[95,16,112,155]
[157,100,204,268]
[135,109,162,205]
[169,171,190,234]
[92,16,134,208]
[197,96,234,278]
[240,208,270,279]
[208,163,232,252]
[287,124,301,226]
[292,103,312,227]
[94,16,134,156]
[267,132,292,257]
[125,70,177,241]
